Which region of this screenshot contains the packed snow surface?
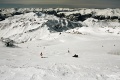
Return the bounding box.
[0,9,120,80]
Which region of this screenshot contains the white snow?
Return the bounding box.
[0,9,120,80]
[0,33,120,80]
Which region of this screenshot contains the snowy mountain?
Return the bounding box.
[0,8,120,43]
[0,12,82,43]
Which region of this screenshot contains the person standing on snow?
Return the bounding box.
[40,52,43,57]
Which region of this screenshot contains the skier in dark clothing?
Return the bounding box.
[40,52,43,57]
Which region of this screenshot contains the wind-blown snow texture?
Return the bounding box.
[0,8,120,80]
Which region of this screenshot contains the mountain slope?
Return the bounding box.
[0,12,82,43]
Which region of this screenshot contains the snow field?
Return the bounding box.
[0,33,120,80]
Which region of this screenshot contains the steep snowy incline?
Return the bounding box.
[0,12,49,43]
[0,12,82,43]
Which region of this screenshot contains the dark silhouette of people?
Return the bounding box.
[40,52,43,57]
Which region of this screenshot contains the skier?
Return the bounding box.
[40,52,43,57]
